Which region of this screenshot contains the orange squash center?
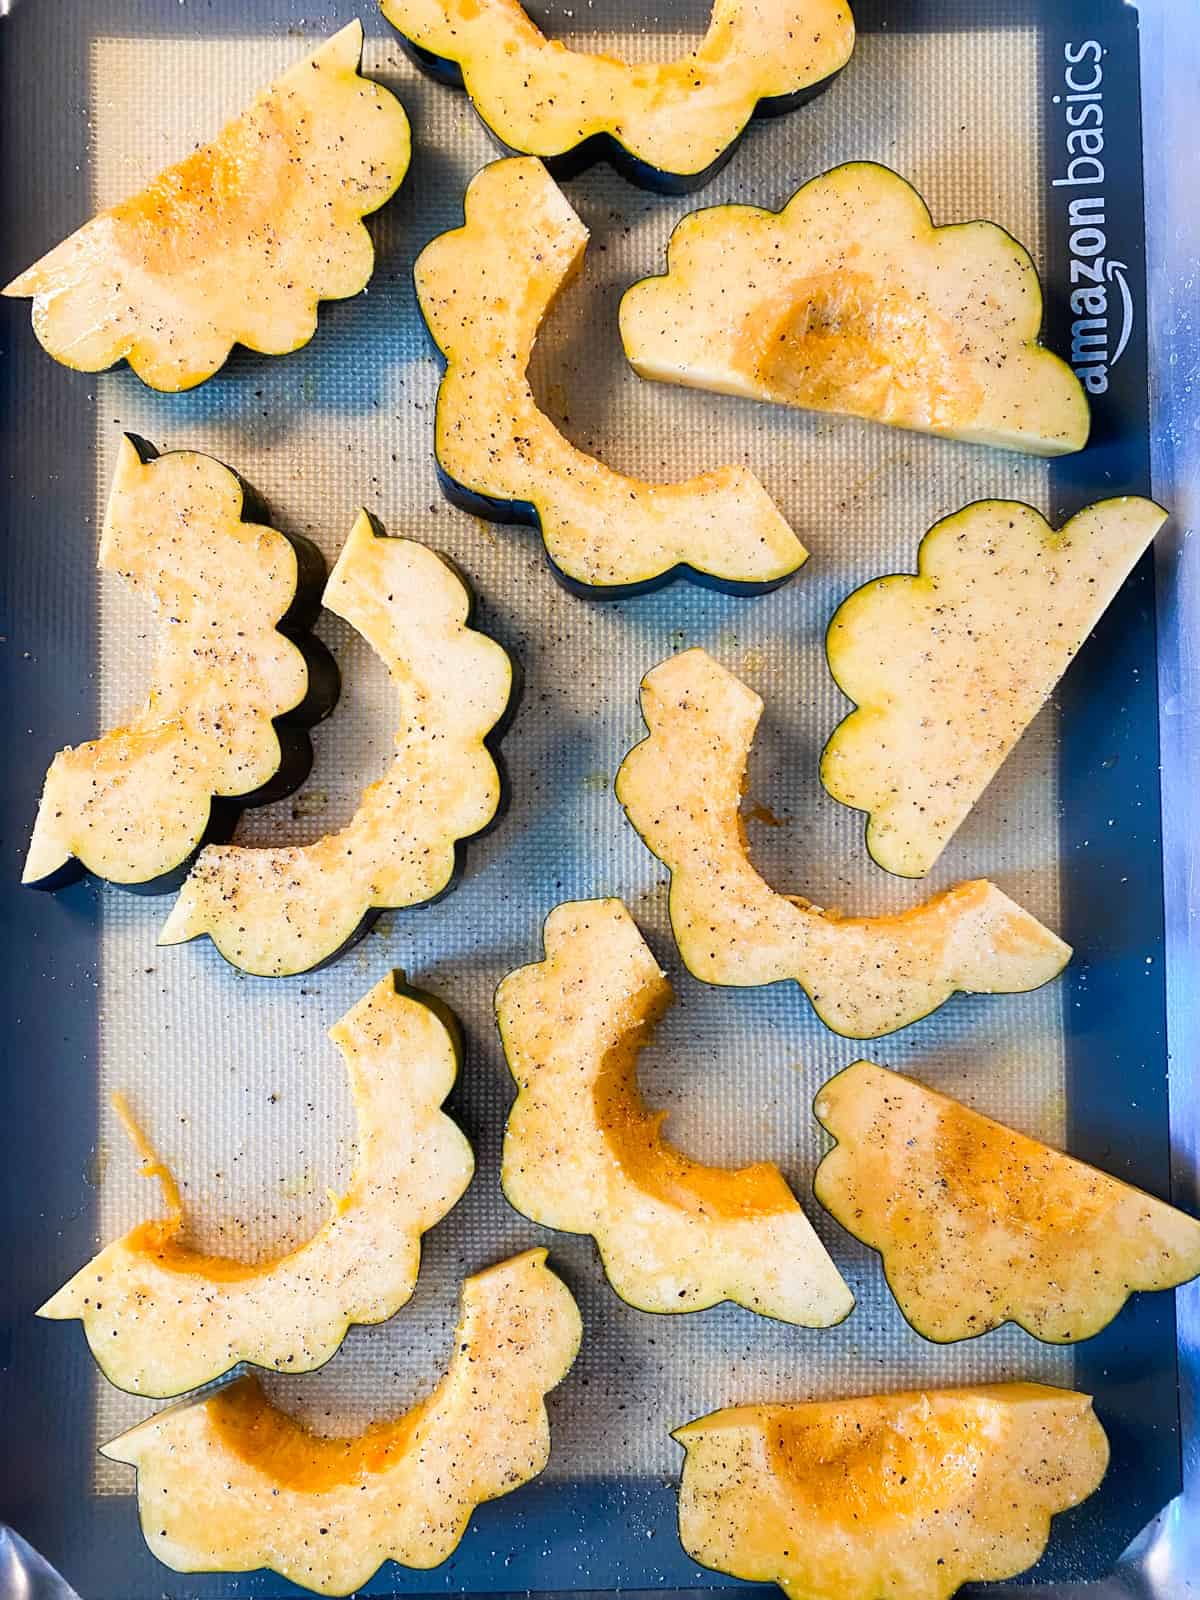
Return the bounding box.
[934,1108,1111,1234]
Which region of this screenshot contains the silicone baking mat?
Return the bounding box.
[0,0,1178,1594]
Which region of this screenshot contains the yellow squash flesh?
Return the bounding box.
[102,1250,582,1595]
[620,162,1089,454]
[3,25,411,391]
[822,498,1168,878]
[381,0,854,185]
[160,512,512,975]
[615,648,1070,1038]
[24,437,315,889]
[498,898,852,1325]
[39,973,474,1397]
[675,1383,1109,1600]
[814,1060,1200,1343]
[413,158,806,592]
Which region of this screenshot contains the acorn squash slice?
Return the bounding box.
[38,972,474,1397]
[813,1060,1200,1344]
[381,0,854,193]
[101,1249,582,1596]
[821,497,1169,878]
[497,898,852,1325]
[413,158,806,596]
[24,435,337,895]
[674,1383,1109,1600]
[620,162,1089,455]
[2,24,411,391]
[615,648,1070,1039]
[160,511,513,976]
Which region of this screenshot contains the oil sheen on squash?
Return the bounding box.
[498,898,852,1323]
[813,1061,1200,1343]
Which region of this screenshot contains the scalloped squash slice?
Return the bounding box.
[160,512,513,975]
[615,649,1069,1038]
[102,1249,581,1595]
[3,24,411,391]
[813,1061,1200,1343]
[382,0,854,192]
[821,497,1168,877]
[498,898,852,1325]
[675,1383,1109,1600]
[620,162,1089,454]
[24,436,337,893]
[413,158,806,596]
[39,973,474,1397]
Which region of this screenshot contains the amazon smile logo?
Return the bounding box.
[1051,40,1134,397]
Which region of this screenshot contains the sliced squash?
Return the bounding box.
[674,1383,1109,1600]
[160,511,513,975]
[102,1249,581,1595]
[813,1060,1200,1344]
[2,24,411,391]
[615,649,1070,1038]
[24,436,337,894]
[620,161,1089,454]
[413,158,806,596]
[497,898,852,1325]
[821,497,1169,878]
[39,972,474,1397]
[381,0,854,193]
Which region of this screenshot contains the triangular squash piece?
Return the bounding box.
[498,898,853,1325]
[160,512,513,975]
[620,162,1089,454]
[675,1383,1109,1600]
[814,1060,1200,1342]
[102,1250,581,1594]
[382,0,854,191]
[615,648,1070,1038]
[822,497,1168,877]
[39,972,474,1396]
[414,158,806,595]
[24,436,337,893]
[3,25,411,390]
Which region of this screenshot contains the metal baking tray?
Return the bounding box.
[1,0,1196,1594]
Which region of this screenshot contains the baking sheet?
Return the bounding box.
[0,0,1179,1594]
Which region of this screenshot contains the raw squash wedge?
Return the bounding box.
[381,0,854,193]
[24,436,337,894]
[813,1061,1200,1344]
[102,1249,582,1595]
[497,898,852,1325]
[3,24,411,391]
[615,649,1070,1038]
[38,972,474,1397]
[674,1383,1109,1600]
[413,158,806,596]
[620,162,1089,454]
[821,497,1169,878]
[160,512,513,975]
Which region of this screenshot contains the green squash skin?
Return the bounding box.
[395,37,845,194]
[24,437,341,897]
[493,899,857,1325]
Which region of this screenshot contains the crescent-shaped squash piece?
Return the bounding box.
[813,1061,1200,1343]
[620,162,1089,454]
[24,435,337,894]
[382,0,854,192]
[497,898,853,1325]
[674,1383,1109,1600]
[821,497,1168,877]
[3,24,411,391]
[38,972,474,1397]
[615,649,1070,1038]
[413,158,807,596]
[102,1249,582,1595]
[160,512,514,975]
